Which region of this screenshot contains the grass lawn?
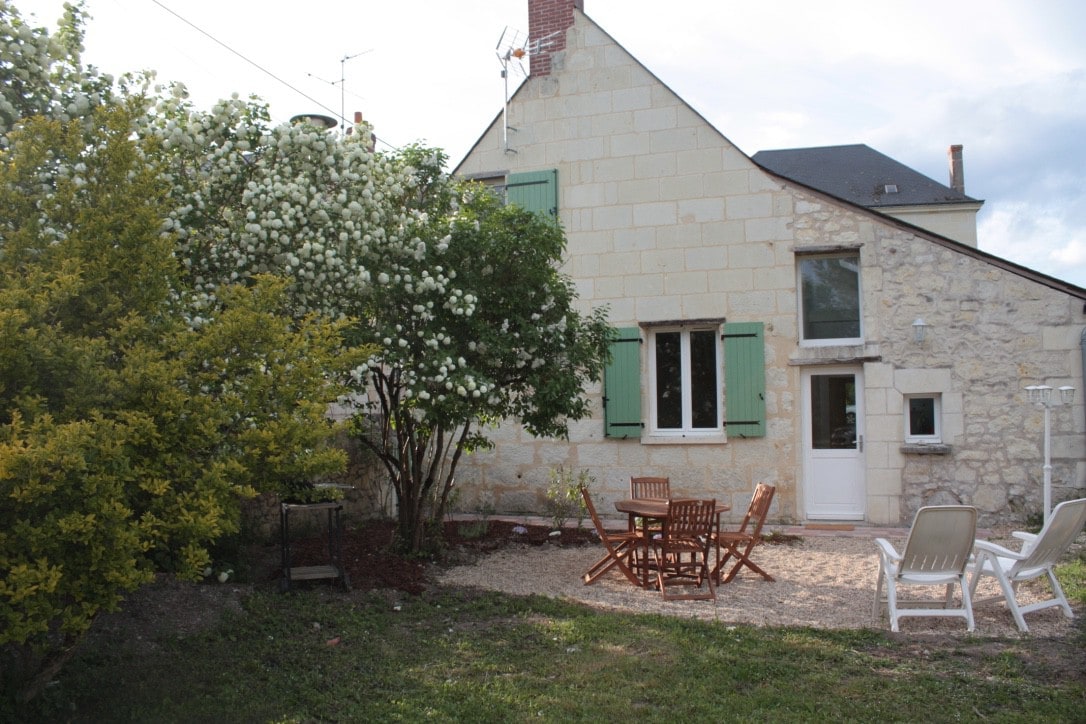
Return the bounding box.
[17,566,1086,723]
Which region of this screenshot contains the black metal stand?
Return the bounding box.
[279,501,350,592]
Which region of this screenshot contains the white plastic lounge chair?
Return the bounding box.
[969,497,1086,632]
[874,506,977,632]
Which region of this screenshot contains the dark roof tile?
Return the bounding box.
[752,144,981,207]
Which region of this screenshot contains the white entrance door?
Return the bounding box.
[803,367,866,520]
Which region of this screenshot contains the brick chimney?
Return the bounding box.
[948,144,965,194]
[528,0,583,77]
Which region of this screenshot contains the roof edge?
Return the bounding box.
[753,163,1086,301]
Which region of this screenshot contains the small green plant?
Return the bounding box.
[545,467,592,531]
[1023,510,1045,533]
[457,503,495,540]
[1056,552,1086,606]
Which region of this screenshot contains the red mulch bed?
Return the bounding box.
[281,519,596,595]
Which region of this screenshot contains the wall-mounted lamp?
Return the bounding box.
[911,318,928,344]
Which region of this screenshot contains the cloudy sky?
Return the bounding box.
[14,0,1086,287]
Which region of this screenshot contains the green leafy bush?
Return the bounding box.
[545,467,592,531]
[0,110,350,703]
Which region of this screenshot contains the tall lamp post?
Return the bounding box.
[1025,384,1075,526]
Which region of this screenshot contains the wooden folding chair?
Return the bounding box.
[581,485,642,587]
[630,476,670,500]
[628,476,670,572]
[713,483,776,584]
[652,498,717,601]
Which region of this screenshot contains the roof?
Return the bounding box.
[752,144,982,208]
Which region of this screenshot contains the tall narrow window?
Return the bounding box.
[654,331,683,429]
[798,253,862,344]
[649,327,721,434]
[690,330,718,428]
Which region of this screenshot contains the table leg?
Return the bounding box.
[625,512,638,586]
[639,515,665,589]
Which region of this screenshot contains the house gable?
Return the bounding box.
[451,0,1086,528]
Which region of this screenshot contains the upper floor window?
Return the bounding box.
[505,170,558,218]
[648,326,722,435]
[798,253,862,346]
[462,170,558,218]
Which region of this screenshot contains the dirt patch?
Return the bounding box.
[268,518,596,595]
[89,576,250,656]
[89,519,592,651]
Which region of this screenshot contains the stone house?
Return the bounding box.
[451,0,1086,526]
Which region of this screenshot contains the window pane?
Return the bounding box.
[690,330,719,428]
[800,256,861,340]
[909,398,936,436]
[655,332,682,429]
[811,374,856,449]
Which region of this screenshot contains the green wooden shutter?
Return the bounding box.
[723,321,766,437]
[506,169,557,218]
[604,327,642,438]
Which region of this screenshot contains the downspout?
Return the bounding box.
[1080,327,1086,430]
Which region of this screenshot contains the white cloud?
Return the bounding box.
[980,204,1086,286]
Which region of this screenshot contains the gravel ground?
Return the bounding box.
[435,532,1079,637]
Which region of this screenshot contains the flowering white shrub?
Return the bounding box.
[0,4,358,699]
[0,1,612,562]
[0,0,113,136]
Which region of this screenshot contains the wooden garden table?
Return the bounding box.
[614,498,730,588]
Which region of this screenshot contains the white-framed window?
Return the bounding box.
[647,325,723,436]
[905,394,941,443]
[798,253,863,346]
[604,322,765,440]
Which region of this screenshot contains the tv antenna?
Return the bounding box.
[308,49,372,134]
[495,27,560,149]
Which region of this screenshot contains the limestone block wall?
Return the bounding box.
[456,15,803,523]
[861,225,1086,523]
[880,205,981,247]
[453,10,1086,526]
[786,187,1086,525]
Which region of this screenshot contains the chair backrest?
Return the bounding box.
[582,486,625,542]
[631,476,670,500]
[1012,498,1086,574]
[664,498,716,540]
[899,505,977,576]
[582,486,608,531]
[736,483,776,535]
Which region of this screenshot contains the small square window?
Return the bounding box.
[905,395,941,443]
